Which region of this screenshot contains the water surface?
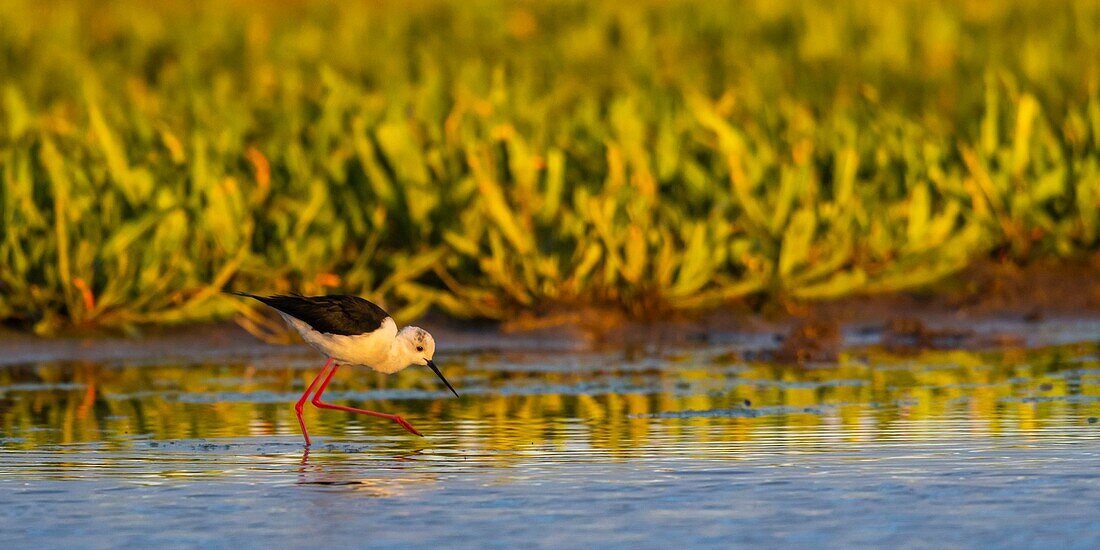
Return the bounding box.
[2,342,1100,547]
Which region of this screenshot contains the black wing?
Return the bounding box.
[231,292,390,335]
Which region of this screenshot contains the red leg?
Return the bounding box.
[295,358,334,447]
[311,363,424,437]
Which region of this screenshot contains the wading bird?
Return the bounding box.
[231,292,458,446]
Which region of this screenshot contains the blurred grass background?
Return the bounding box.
[1,0,1099,334]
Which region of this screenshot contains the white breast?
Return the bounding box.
[280,313,398,372]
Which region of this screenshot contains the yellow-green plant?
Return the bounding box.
[1,0,1099,333]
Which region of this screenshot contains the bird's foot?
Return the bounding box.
[391,415,424,437]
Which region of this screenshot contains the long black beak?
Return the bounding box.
[426,360,459,397]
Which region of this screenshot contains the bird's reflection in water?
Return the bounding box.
[295,447,438,497]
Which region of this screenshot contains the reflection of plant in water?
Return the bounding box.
[1,345,1098,451]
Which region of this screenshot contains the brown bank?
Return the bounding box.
[3,259,1100,366]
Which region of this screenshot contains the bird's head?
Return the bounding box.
[396,326,457,397]
[398,326,436,364]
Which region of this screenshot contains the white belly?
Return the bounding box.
[280,313,398,371]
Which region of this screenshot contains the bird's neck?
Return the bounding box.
[374,339,412,374]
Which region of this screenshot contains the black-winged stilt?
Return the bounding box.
[231,292,458,445]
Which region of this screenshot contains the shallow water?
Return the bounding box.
[3,342,1100,548]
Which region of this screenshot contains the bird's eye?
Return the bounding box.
[416,346,424,352]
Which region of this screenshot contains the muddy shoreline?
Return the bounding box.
[2,260,1098,365]
[2,308,1098,368]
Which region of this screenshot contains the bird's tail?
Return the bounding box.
[224,290,262,300]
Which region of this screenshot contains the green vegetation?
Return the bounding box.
[2,0,1100,333]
